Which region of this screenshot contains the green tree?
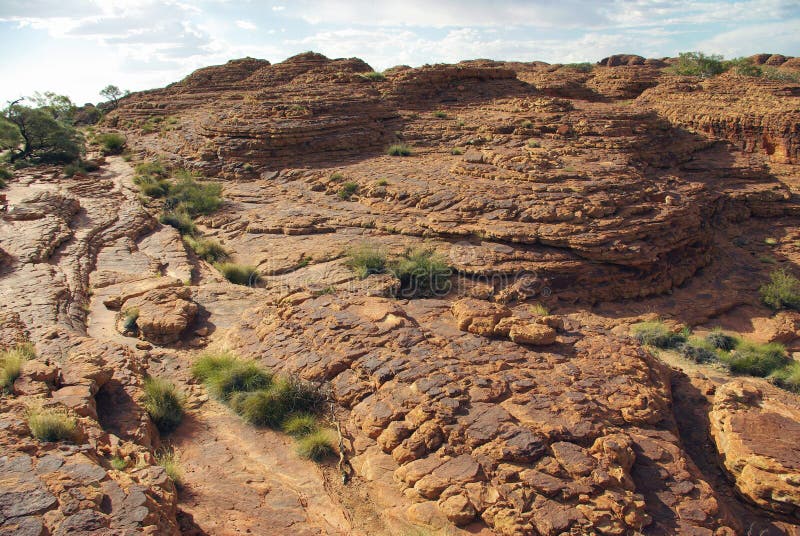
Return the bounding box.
[0,117,21,151]
[100,85,127,109]
[30,91,76,123]
[3,102,82,163]
[669,52,727,78]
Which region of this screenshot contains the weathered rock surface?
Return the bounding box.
[710,380,800,519]
[119,286,198,345]
[2,52,800,535]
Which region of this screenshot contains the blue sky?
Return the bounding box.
[1,0,799,105]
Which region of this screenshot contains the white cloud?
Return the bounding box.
[272,5,286,11]
[695,19,800,57]
[235,19,257,30]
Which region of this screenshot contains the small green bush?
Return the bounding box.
[110,456,128,470]
[760,269,800,310]
[204,361,273,401]
[63,161,88,177]
[705,329,738,351]
[28,407,77,442]
[451,147,463,155]
[360,71,386,82]
[184,235,229,263]
[97,133,126,155]
[667,52,726,78]
[159,208,196,236]
[527,140,541,148]
[433,111,448,119]
[346,244,387,279]
[0,347,27,393]
[142,377,184,434]
[770,361,800,392]
[296,429,336,461]
[631,321,686,349]
[155,449,182,486]
[215,262,260,286]
[389,248,452,298]
[375,178,389,186]
[135,160,168,178]
[282,413,319,437]
[387,144,412,157]
[529,303,549,316]
[338,182,358,200]
[0,166,12,182]
[723,341,788,377]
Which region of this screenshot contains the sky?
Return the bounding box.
[1,0,799,105]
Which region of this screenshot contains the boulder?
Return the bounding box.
[120,287,198,345]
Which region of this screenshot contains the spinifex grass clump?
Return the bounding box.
[721,341,789,377]
[296,429,337,461]
[0,343,34,393]
[705,329,738,351]
[28,406,77,442]
[184,235,229,263]
[630,321,686,349]
[191,352,334,461]
[346,244,387,279]
[142,377,185,434]
[389,248,451,298]
[387,144,412,156]
[215,262,260,286]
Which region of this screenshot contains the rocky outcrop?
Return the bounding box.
[119,287,198,345]
[709,381,800,519]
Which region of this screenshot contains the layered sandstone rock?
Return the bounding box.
[710,381,800,519]
[119,287,198,345]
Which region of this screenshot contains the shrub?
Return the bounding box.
[191,352,239,381]
[667,52,726,78]
[97,133,126,155]
[184,235,229,263]
[136,175,171,198]
[527,140,541,148]
[282,413,319,437]
[433,111,448,119]
[760,269,800,310]
[770,361,800,392]
[761,67,800,82]
[232,389,288,427]
[28,407,77,442]
[0,165,12,181]
[631,321,686,349]
[346,244,387,278]
[110,456,127,470]
[360,71,386,82]
[723,341,788,377]
[215,262,260,286]
[296,429,336,461]
[375,178,389,186]
[155,449,182,486]
[338,182,358,200]
[563,62,593,72]
[204,360,272,400]
[725,57,762,77]
[160,208,196,236]
[389,248,452,298]
[142,377,184,434]
[705,329,738,351]
[63,161,88,177]
[387,144,412,157]
[451,147,463,155]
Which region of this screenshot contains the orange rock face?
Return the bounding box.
[2,52,800,535]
